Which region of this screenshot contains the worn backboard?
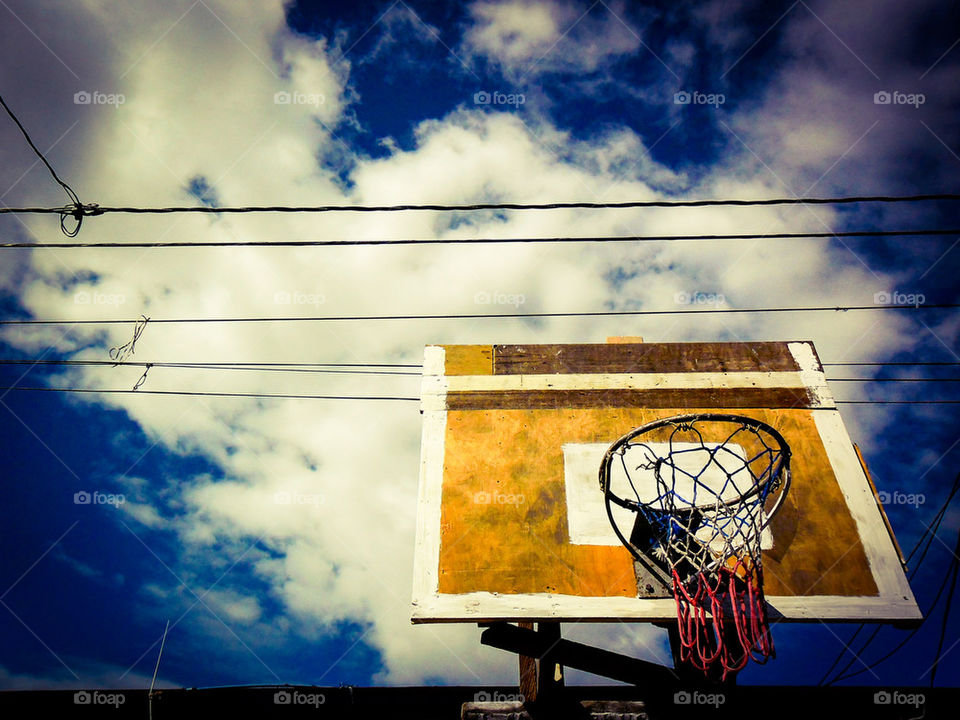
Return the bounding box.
[411,341,920,624]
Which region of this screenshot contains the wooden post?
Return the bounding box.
[517,622,537,702]
[513,622,565,703]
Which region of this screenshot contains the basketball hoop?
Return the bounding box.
[599,414,791,680]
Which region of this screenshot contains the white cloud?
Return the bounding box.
[462,0,641,78]
[0,0,954,689]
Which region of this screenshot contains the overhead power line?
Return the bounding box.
[828,378,960,382]
[0,359,419,369]
[0,385,955,404]
[1,303,955,326]
[0,358,955,369]
[837,400,960,404]
[823,361,960,367]
[0,386,417,401]
[2,193,959,220]
[2,227,956,249]
[0,359,954,382]
[0,359,419,376]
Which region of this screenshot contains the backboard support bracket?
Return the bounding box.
[480,622,677,692]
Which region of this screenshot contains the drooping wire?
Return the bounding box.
[132,363,152,391]
[0,93,89,237]
[108,315,149,362]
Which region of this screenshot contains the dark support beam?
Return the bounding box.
[480,622,677,688]
[536,623,564,699]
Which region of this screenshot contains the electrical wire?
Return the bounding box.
[834,401,960,404]
[1,359,956,369]
[2,193,959,218]
[9,359,960,368]
[823,362,960,367]
[0,385,955,404]
[828,378,960,382]
[825,528,960,686]
[820,469,960,685]
[0,386,417,401]
[929,532,960,687]
[0,359,420,375]
[0,93,85,236]
[1,359,954,381]
[2,227,958,249]
[1,303,957,326]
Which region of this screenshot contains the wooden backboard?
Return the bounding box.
[411,341,920,624]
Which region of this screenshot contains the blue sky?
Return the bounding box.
[1,0,959,691]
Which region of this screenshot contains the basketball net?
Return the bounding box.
[601,414,791,681]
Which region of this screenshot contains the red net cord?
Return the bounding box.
[672,564,775,681]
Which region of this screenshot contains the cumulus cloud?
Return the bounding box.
[1,0,956,689]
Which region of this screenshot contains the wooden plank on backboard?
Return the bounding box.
[445,387,818,410]
[493,342,807,375]
[442,345,493,375]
